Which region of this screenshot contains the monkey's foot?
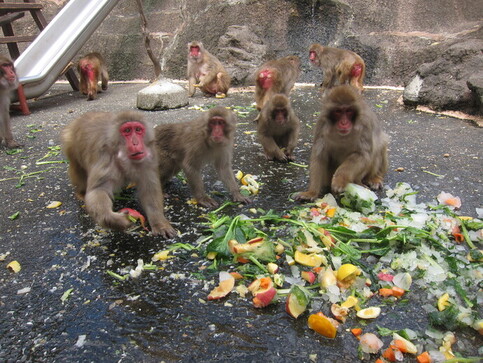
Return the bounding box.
[196,196,219,208]
[5,140,22,149]
[293,191,318,202]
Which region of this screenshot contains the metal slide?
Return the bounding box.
[14,0,119,99]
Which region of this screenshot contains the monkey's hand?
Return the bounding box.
[293,191,318,202]
[196,196,219,208]
[331,173,350,194]
[232,192,251,204]
[151,222,177,239]
[364,175,384,190]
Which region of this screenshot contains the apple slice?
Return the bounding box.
[228,239,264,254]
[208,271,235,300]
[248,277,277,308]
[294,250,326,267]
[301,271,316,284]
[285,285,309,318]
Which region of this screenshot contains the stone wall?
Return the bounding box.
[2,0,482,112]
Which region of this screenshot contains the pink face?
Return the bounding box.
[1,62,17,83]
[309,51,318,64]
[333,108,354,136]
[120,121,147,160]
[209,116,226,143]
[189,45,201,58]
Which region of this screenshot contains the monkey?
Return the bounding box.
[254,55,301,114]
[61,111,176,238]
[187,41,231,98]
[155,106,251,208]
[77,52,109,101]
[294,85,388,201]
[0,55,21,149]
[257,93,300,162]
[309,44,365,94]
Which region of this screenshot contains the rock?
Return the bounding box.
[136,79,188,110]
[467,74,483,114]
[217,25,268,86]
[403,74,424,106]
[403,39,483,114]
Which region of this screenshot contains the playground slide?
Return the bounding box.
[14,0,119,99]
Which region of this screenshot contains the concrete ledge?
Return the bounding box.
[137,79,188,110]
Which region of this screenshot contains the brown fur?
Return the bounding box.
[187,41,231,97]
[309,44,365,93]
[77,52,109,101]
[61,111,175,238]
[295,85,388,201]
[257,94,300,162]
[0,55,20,149]
[155,107,250,207]
[254,55,301,112]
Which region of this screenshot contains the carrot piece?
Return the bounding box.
[351,328,363,337]
[379,288,394,297]
[382,347,396,362]
[416,351,431,363]
[375,359,385,363]
[391,286,405,298]
[237,257,249,263]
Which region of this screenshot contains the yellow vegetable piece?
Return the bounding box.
[336,263,361,282]
[325,208,336,218]
[206,251,218,260]
[152,250,173,261]
[319,267,337,288]
[46,201,62,209]
[356,307,381,319]
[235,170,244,180]
[341,295,359,308]
[294,250,325,267]
[437,293,451,311]
[7,260,21,273]
[308,313,337,339]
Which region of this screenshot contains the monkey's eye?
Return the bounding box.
[123,127,131,134]
[135,127,143,132]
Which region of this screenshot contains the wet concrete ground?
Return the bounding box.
[0,82,481,362]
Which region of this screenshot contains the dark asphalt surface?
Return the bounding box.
[0,82,481,362]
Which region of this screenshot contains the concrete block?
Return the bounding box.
[137,79,188,110]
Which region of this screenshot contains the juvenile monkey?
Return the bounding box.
[155,107,250,207]
[0,55,20,149]
[257,94,300,162]
[295,85,388,201]
[187,41,231,97]
[77,52,109,101]
[309,44,365,94]
[61,111,176,238]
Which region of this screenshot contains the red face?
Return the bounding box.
[332,107,354,136]
[1,62,17,83]
[309,51,317,64]
[120,121,147,160]
[190,45,201,58]
[273,109,287,125]
[209,117,226,143]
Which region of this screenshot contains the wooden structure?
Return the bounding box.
[0,0,79,114]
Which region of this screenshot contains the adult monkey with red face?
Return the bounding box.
[187,41,231,98]
[309,43,365,94]
[155,107,250,208]
[294,85,388,201]
[77,52,109,101]
[61,111,176,238]
[254,55,301,114]
[0,55,21,149]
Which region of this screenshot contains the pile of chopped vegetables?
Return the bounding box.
[197,182,482,362]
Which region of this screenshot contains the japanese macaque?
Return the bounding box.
[257,93,300,162]
[61,111,176,238]
[294,85,388,201]
[309,44,365,94]
[0,55,20,149]
[155,107,250,208]
[254,55,301,113]
[187,41,231,97]
[77,52,109,101]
